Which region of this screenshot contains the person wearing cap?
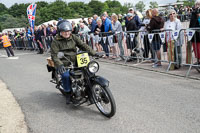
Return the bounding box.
[125,8,142,30]
[189,0,200,64]
[51,20,96,104]
[126,13,137,58]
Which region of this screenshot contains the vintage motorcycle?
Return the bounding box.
[46,52,116,118]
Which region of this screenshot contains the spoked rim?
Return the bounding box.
[92,84,112,115]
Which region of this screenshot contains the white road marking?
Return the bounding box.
[0,55,7,58]
[15,53,35,56]
[7,57,19,60]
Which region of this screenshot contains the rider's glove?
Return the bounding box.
[57,65,66,75]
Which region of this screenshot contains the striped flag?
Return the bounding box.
[27,4,37,35]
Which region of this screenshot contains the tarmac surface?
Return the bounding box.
[0,49,199,133]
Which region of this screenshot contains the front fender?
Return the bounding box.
[91,75,109,87]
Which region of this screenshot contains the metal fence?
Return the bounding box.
[1,27,199,77]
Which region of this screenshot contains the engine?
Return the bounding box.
[70,70,85,101]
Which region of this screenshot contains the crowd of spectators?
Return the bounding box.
[1,3,199,70]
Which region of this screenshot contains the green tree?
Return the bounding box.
[8,3,29,17]
[0,14,29,30]
[35,1,49,9]
[88,0,106,16]
[0,3,8,15]
[135,1,145,12]
[39,0,71,21]
[68,2,91,17]
[183,0,195,7]
[105,0,122,15]
[149,1,158,9]
[123,2,134,9]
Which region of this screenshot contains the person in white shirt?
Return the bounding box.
[78,23,91,35]
[164,9,183,69]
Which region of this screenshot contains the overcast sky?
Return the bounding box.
[0,0,176,8]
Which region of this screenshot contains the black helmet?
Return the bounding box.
[57,20,72,32]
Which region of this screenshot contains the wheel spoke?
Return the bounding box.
[93,84,112,114]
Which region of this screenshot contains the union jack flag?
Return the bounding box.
[27,4,37,35]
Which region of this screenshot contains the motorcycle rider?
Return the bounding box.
[51,20,96,104]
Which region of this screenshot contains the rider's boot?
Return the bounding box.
[65,92,72,104]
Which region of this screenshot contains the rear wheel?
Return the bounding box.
[91,83,116,118]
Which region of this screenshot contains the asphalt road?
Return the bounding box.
[0,50,200,133]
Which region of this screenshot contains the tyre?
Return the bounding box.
[91,83,116,118]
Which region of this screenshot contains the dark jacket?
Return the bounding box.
[35,29,43,42]
[51,34,96,68]
[147,16,164,42]
[94,25,104,35]
[72,26,79,34]
[126,18,137,31]
[91,19,97,33]
[189,10,200,42]
[125,15,142,30]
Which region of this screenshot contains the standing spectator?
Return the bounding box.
[1,33,15,57]
[82,18,88,26]
[189,0,200,64]
[164,9,182,70]
[94,19,103,52]
[101,13,112,58]
[91,14,98,33]
[126,8,142,30]
[52,27,57,36]
[112,14,124,61]
[147,8,164,68]
[78,23,91,35]
[87,17,93,31]
[78,23,91,43]
[35,26,44,54]
[14,30,22,49]
[53,21,57,27]
[126,13,137,59]
[178,5,185,21]
[174,4,179,13]
[141,9,153,59]
[118,14,123,23]
[26,27,33,50]
[71,21,78,34]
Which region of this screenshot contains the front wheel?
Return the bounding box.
[91,83,116,118]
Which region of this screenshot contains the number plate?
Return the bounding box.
[76,53,90,67]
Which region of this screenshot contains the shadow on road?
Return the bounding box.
[22,90,112,121]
